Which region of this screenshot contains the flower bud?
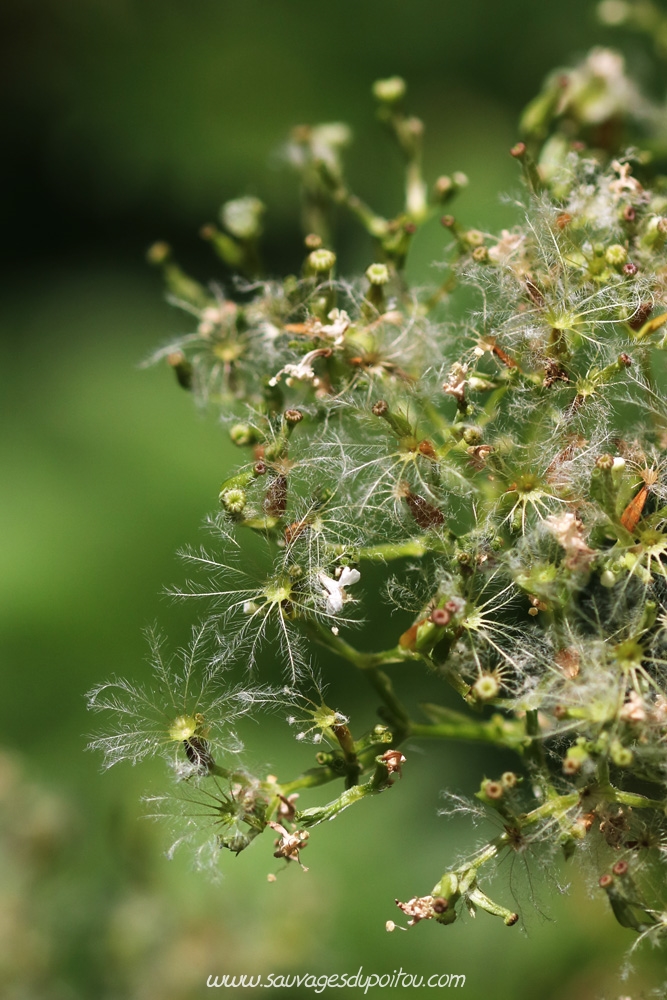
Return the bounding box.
[434,175,453,200]
[640,218,667,260]
[221,196,265,240]
[167,350,193,391]
[366,263,390,286]
[605,244,627,266]
[432,873,459,899]
[147,241,171,264]
[610,739,633,767]
[372,76,406,103]
[597,0,630,26]
[482,779,504,800]
[230,423,257,447]
[473,673,500,702]
[563,743,589,774]
[168,714,199,741]
[430,607,451,627]
[308,249,337,274]
[221,488,247,514]
[465,229,485,248]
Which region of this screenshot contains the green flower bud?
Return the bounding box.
[605,243,628,266]
[168,714,199,741]
[372,76,406,103]
[610,740,633,767]
[465,229,485,247]
[365,263,390,286]
[308,249,337,273]
[597,0,630,26]
[229,423,257,447]
[462,426,483,445]
[467,377,495,392]
[432,872,459,900]
[434,175,453,200]
[473,674,500,701]
[221,488,247,514]
[563,743,589,774]
[221,196,265,240]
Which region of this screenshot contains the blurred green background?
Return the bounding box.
[2,1,666,997]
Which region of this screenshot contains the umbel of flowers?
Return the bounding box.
[89,14,667,949]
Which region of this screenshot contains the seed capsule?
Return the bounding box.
[403,490,445,529]
[264,475,288,517]
[620,484,649,532]
[184,736,214,773]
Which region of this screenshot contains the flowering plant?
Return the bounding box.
[89,5,667,953]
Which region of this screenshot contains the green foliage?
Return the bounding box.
[89,21,667,958]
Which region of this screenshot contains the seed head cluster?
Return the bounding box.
[89,30,667,953]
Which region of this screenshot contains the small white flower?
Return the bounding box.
[318,566,361,614]
[319,308,350,345]
[620,691,647,723]
[609,159,643,199]
[488,229,524,265]
[260,321,280,342]
[269,360,318,388]
[269,346,334,388]
[197,303,235,336]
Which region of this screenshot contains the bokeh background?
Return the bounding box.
[2,1,667,997]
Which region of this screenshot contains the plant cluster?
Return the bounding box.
[89,7,667,952]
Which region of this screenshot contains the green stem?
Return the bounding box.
[303,619,409,670]
[423,272,458,314]
[595,760,665,810]
[280,765,340,796]
[356,538,430,561]
[524,709,548,774]
[410,716,527,750]
[209,763,254,783]
[367,667,411,735]
[612,790,666,810]
[297,761,391,827]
